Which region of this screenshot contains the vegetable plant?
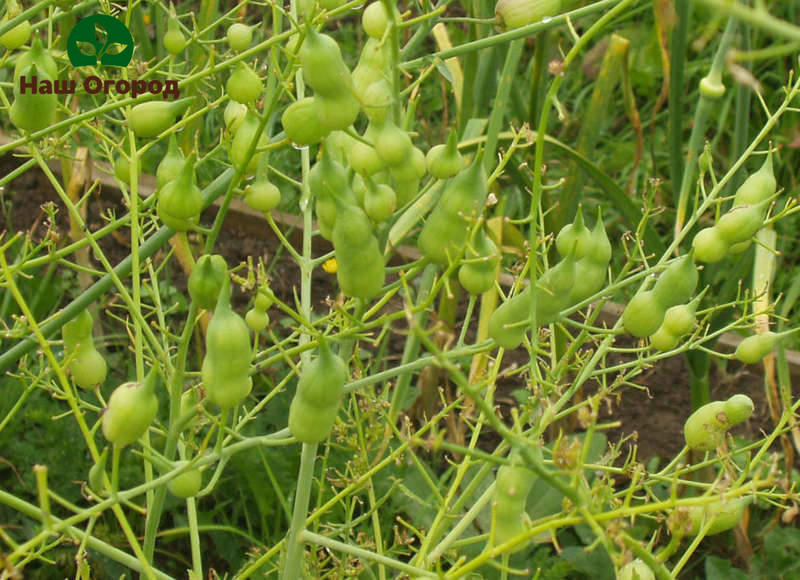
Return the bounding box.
[1,0,800,579]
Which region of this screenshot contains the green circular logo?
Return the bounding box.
[67,14,134,68]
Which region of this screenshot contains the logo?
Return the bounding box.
[67,14,134,68]
[22,12,181,100]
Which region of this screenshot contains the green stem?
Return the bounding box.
[388,264,437,421]
[281,443,318,580]
[299,530,437,578]
[0,490,173,579]
[674,16,737,239]
[484,40,524,170]
[693,0,800,40]
[403,0,620,69]
[668,0,690,193]
[726,23,752,202]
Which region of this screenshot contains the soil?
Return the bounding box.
[0,153,778,464]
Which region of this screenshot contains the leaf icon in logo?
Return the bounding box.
[76,41,98,57]
[67,14,134,68]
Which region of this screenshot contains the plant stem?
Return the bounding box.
[281,442,318,580]
[674,16,737,239]
[668,0,690,194]
[693,0,800,40]
[484,40,523,169]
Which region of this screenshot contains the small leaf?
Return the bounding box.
[436,60,453,84]
[104,42,127,55]
[76,41,97,56]
[705,556,749,580]
[94,23,107,45]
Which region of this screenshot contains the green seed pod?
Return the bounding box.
[585,207,612,265]
[309,146,355,215]
[535,244,579,324]
[315,91,361,134]
[156,133,186,188]
[69,346,109,390]
[288,342,348,444]
[389,146,427,183]
[282,96,327,146]
[188,254,228,310]
[649,326,680,352]
[245,308,269,332]
[426,129,464,180]
[495,0,561,30]
[394,176,421,207]
[102,370,159,447]
[245,179,281,212]
[727,240,752,255]
[14,35,58,82]
[660,301,697,337]
[230,111,268,174]
[167,461,203,498]
[299,26,354,96]
[458,228,500,295]
[361,79,393,123]
[224,100,248,131]
[488,288,531,350]
[348,123,385,175]
[0,0,31,50]
[734,331,781,364]
[692,226,728,263]
[157,154,203,231]
[226,61,262,104]
[684,497,750,536]
[363,174,397,223]
[623,290,665,338]
[201,281,253,409]
[164,16,186,54]
[62,310,107,390]
[254,288,274,312]
[374,119,414,167]
[555,206,592,260]
[724,393,756,425]
[618,559,655,580]
[652,252,698,309]
[88,447,109,495]
[227,22,253,53]
[733,150,776,207]
[362,2,393,38]
[62,309,94,344]
[9,63,57,133]
[128,97,194,139]
[493,454,535,551]
[566,209,611,305]
[683,394,754,451]
[417,155,488,266]
[566,261,607,306]
[715,199,769,245]
[114,154,131,185]
[332,205,385,299]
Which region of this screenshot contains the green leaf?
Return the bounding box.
[76,41,96,56]
[705,556,749,580]
[559,545,614,580]
[436,60,453,84]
